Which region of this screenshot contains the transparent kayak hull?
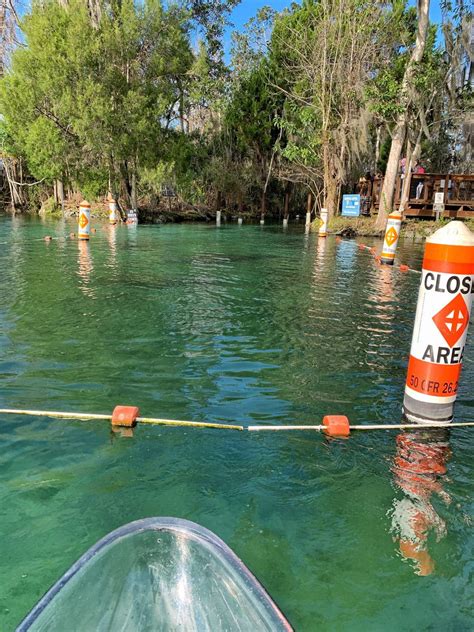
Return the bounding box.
[17,517,292,631]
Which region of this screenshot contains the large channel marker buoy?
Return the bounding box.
[78,200,91,240]
[319,208,328,237]
[403,221,474,423]
[381,210,402,265]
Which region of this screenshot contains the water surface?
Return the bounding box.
[0,216,472,630]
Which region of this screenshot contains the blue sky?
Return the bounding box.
[224,0,444,53]
[228,0,443,27]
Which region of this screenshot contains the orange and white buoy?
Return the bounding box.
[381,210,402,265]
[319,208,328,237]
[109,198,118,224]
[403,221,474,423]
[78,200,91,240]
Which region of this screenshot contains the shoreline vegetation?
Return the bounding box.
[4,196,472,240]
[0,1,471,232]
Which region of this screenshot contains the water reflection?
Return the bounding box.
[105,224,118,269]
[390,429,451,576]
[77,240,95,298]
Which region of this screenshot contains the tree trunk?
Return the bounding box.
[215,190,222,212]
[260,189,266,221]
[375,0,430,229]
[399,133,422,214]
[323,143,339,218]
[284,190,290,219]
[238,190,244,214]
[374,125,382,171]
[131,170,137,209]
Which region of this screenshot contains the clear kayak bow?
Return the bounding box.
[17,517,292,631]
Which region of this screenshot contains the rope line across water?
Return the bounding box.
[1,408,474,434]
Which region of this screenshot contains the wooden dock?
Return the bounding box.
[359,173,473,218]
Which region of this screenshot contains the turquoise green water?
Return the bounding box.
[0,215,473,631]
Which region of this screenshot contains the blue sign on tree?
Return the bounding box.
[341,194,361,217]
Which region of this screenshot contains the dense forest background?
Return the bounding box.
[0,0,472,223]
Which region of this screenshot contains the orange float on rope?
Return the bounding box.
[111,405,140,427]
[399,264,410,272]
[322,415,350,437]
[358,243,366,250]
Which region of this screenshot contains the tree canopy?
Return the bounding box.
[0,0,471,218]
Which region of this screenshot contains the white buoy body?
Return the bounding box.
[78,201,91,240]
[381,211,402,265]
[283,218,288,227]
[126,209,138,225]
[238,217,243,225]
[305,212,311,227]
[319,208,328,237]
[109,199,118,224]
[403,221,474,423]
[216,210,221,225]
[260,219,265,225]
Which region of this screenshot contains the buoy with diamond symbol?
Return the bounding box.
[432,293,469,348]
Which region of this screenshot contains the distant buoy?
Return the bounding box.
[44,236,52,242]
[403,221,474,423]
[319,208,328,237]
[283,218,288,228]
[78,201,91,240]
[238,217,243,225]
[109,199,118,225]
[69,232,76,239]
[260,219,265,225]
[381,210,402,265]
[216,210,221,225]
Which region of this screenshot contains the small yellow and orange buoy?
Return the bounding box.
[78,200,91,240]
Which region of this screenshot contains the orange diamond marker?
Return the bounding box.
[385,226,398,247]
[79,213,89,229]
[432,293,469,348]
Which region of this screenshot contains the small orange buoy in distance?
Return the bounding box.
[69,232,76,239]
[322,415,350,438]
[111,405,140,428]
[336,236,342,244]
[399,264,410,272]
[44,235,52,242]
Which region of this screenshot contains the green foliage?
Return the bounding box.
[0,0,193,198]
